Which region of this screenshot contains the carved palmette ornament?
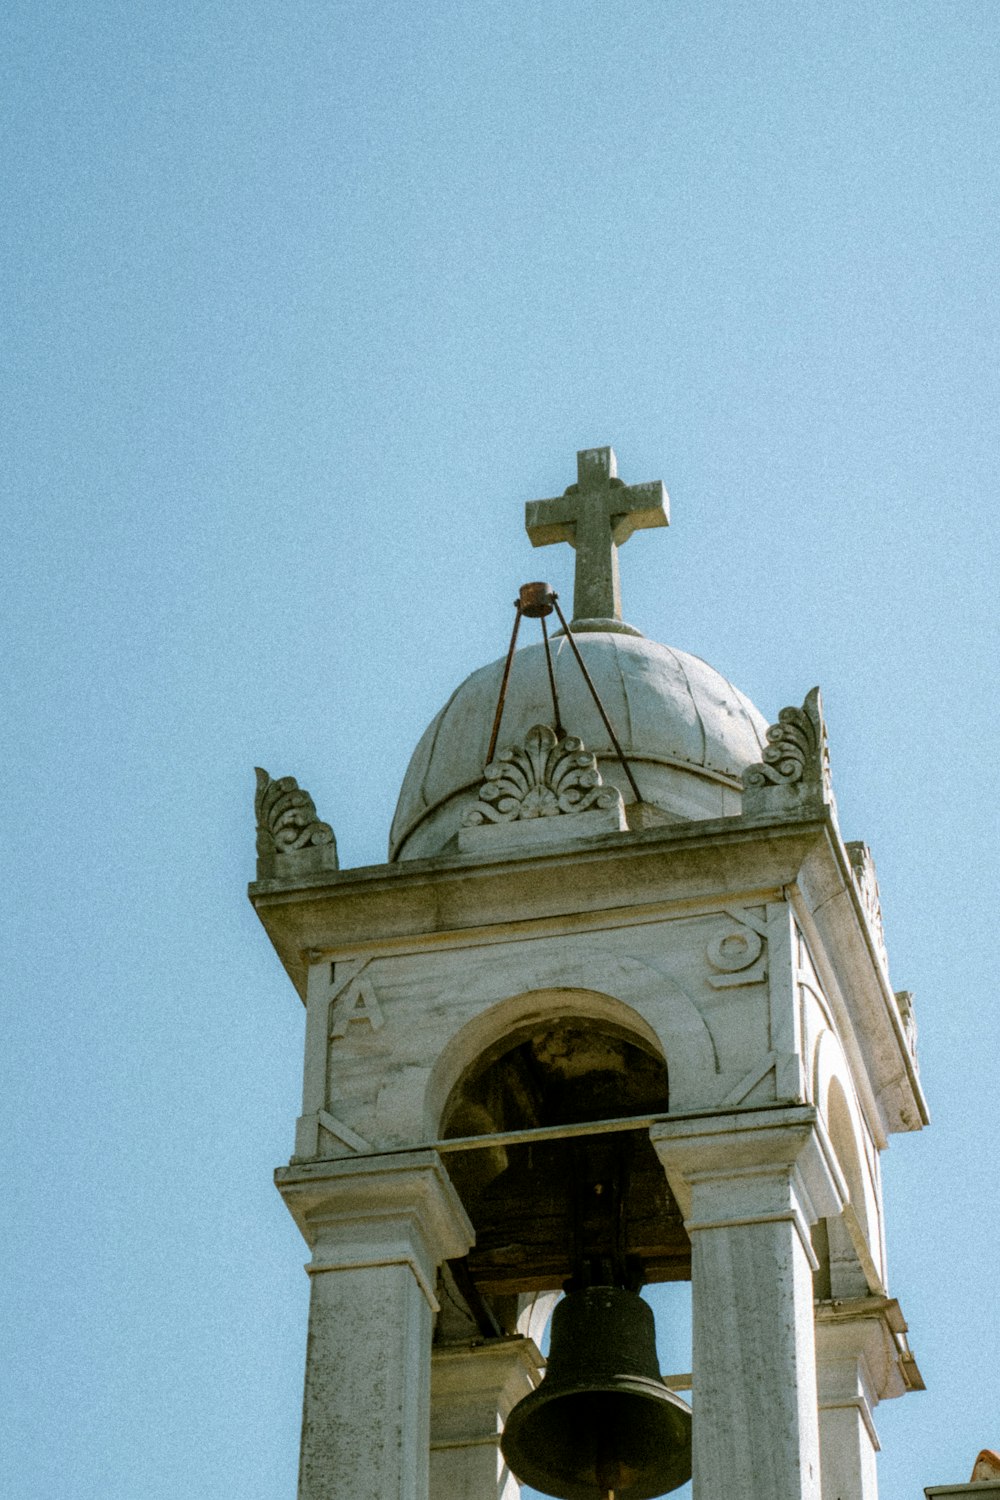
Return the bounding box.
[463,724,624,826]
[254,767,337,873]
[742,686,835,815]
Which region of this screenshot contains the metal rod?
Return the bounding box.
[540,612,564,739]
[550,595,643,804]
[445,1255,503,1338]
[486,601,523,765]
[310,1099,797,1163]
[435,1110,662,1154]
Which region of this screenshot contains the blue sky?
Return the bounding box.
[3,3,998,1497]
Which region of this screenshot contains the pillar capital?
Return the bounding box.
[431,1338,543,1500]
[650,1104,846,1265]
[815,1296,924,1407]
[431,1337,543,1432]
[276,1150,474,1310]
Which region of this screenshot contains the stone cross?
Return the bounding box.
[525,447,669,627]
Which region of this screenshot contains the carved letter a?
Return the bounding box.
[329,980,385,1039]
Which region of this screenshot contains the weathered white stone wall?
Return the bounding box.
[290,886,892,1299]
[300,902,811,1157]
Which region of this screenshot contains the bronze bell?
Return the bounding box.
[501,1285,692,1500]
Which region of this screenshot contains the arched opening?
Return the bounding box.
[813,1073,876,1300]
[435,1005,690,1340]
[827,1079,870,1239]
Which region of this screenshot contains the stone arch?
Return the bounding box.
[426,984,666,1140]
[813,1029,882,1293]
[826,1079,871,1243]
[813,1031,874,1235]
[516,1288,561,1345]
[424,955,717,1141]
[427,984,693,1332]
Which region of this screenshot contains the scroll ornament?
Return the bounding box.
[462,724,624,826]
[254,767,337,877]
[742,686,836,817]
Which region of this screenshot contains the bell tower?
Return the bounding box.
[250,447,927,1500]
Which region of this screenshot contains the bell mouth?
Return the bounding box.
[500,1380,692,1500]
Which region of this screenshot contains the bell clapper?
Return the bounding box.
[595,1430,621,1500]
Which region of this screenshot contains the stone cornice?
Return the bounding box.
[251,810,828,986]
[815,1294,925,1400]
[251,805,927,1139]
[791,826,928,1137]
[926,1487,1000,1498]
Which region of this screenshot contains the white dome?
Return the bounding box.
[390,632,769,861]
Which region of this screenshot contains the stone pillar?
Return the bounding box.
[651,1106,845,1500]
[814,1298,912,1500]
[430,1337,543,1500]
[276,1151,474,1500]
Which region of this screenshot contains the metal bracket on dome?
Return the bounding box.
[486,583,643,805]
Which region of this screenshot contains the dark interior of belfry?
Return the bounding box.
[438,1017,690,1340]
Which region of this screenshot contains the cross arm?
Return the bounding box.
[525,481,669,550]
[525,493,578,547]
[610,481,669,542]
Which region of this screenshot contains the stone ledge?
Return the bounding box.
[926,1486,1000,1498]
[458,803,626,854]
